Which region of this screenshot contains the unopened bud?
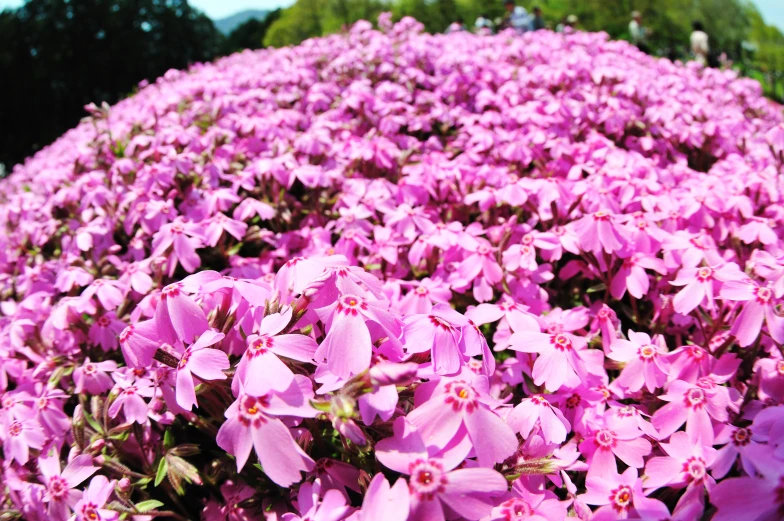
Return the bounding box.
[369,362,418,387]
[334,418,367,446]
[330,395,355,418]
[118,477,131,493]
[89,439,106,453]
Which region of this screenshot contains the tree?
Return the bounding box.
[221,9,282,55]
[0,0,223,172]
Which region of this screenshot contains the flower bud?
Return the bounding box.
[369,362,418,387]
[333,418,366,446]
[118,478,131,493]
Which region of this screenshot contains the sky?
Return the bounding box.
[0,0,782,26]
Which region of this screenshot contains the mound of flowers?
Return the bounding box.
[2,14,784,521]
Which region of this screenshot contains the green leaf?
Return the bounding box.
[586,283,607,294]
[83,412,104,434]
[163,428,174,450]
[135,500,164,513]
[154,458,168,487]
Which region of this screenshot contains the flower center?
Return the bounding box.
[9,421,22,436]
[477,244,491,255]
[755,287,772,304]
[415,286,429,295]
[683,456,706,482]
[595,429,616,449]
[48,476,69,500]
[248,336,273,358]
[685,388,706,409]
[551,333,572,351]
[610,485,632,512]
[696,267,713,282]
[499,498,533,520]
[444,382,478,413]
[428,315,453,331]
[732,427,752,446]
[593,211,610,221]
[337,294,364,315]
[408,459,447,499]
[638,344,656,361]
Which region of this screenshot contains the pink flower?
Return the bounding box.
[72,475,118,521]
[39,453,98,521]
[216,380,316,486]
[720,279,784,346]
[580,467,649,521]
[108,378,154,424]
[454,237,503,302]
[669,264,742,315]
[608,331,669,393]
[507,394,571,444]
[151,218,205,274]
[204,212,248,247]
[487,479,570,521]
[282,479,351,521]
[406,377,518,467]
[234,309,317,395]
[315,294,401,378]
[175,330,229,411]
[579,415,652,479]
[73,358,117,394]
[573,210,627,254]
[155,282,209,344]
[357,474,410,521]
[396,278,452,315]
[610,252,666,299]
[88,312,126,351]
[402,304,476,375]
[376,419,508,521]
[652,377,731,445]
[507,330,589,392]
[644,431,717,490]
[2,417,45,464]
[118,319,159,368]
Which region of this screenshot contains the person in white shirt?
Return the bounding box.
[690,21,710,66]
[629,11,650,53]
[502,0,531,34]
[474,13,494,34]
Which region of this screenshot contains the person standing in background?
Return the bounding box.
[690,21,710,66]
[629,11,651,53]
[475,13,494,34]
[531,6,545,31]
[501,0,531,34]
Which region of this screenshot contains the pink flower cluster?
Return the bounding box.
[2,15,784,521]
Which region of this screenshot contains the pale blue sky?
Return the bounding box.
[0,0,782,28]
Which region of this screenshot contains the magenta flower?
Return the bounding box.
[402,304,472,375]
[669,263,742,315]
[376,419,508,521]
[652,378,730,445]
[644,431,717,490]
[234,309,317,395]
[175,330,229,411]
[78,278,125,311]
[88,312,126,351]
[610,252,666,299]
[204,212,248,247]
[72,475,118,521]
[282,479,351,521]
[151,218,205,274]
[118,319,160,368]
[507,394,571,444]
[720,279,784,346]
[396,278,452,315]
[315,293,401,378]
[607,331,669,393]
[39,453,98,521]
[2,416,45,465]
[579,415,652,479]
[108,378,154,424]
[357,473,410,521]
[406,378,518,466]
[155,282,209,344]
[216,381,316,486]
[580,467,649,521]
[73,357,117,394]
[573,210,628,254]
[455,237,503,302]
[487,479,569,521]
[507,330,589,392]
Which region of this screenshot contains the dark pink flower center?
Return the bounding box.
[593,211,610,221]
[609,485,632,512]
[9,421,22,437]
[81,503,100,520]
[428,315,453,331]
[565,394,581,408]
[499,498,533,519]
[477,244,492,255]
[84,363,97,374]
[415,286,429,296]
[755,287,772,304]
[97,316,111,327]
[162,284,182,298]
[732,428,752,446]
[638,344,657,361]
[248,336,274,357]
[48,476,69,500]
[595,429,617,449]
[337,294,366,315]
[408,459,447,500]
[685,388,706,409]
[238,395,270,427]
[550,333,572,351]
[683,456,707,483]
[696,267,713,282]
[444,381,478,413]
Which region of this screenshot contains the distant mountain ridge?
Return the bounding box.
[214,9,270,34]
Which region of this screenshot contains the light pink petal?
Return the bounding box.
[463,406,518,467]
[252,418,314,487]
[533,351,568,392]
[321,312,372,379]
[673,280,705,314]
[176,367,197,411]
[216,417,253,471]
[61,455,98,488]
[188,349,229,381]
[167,293,209,344]
[406,398,463,451]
